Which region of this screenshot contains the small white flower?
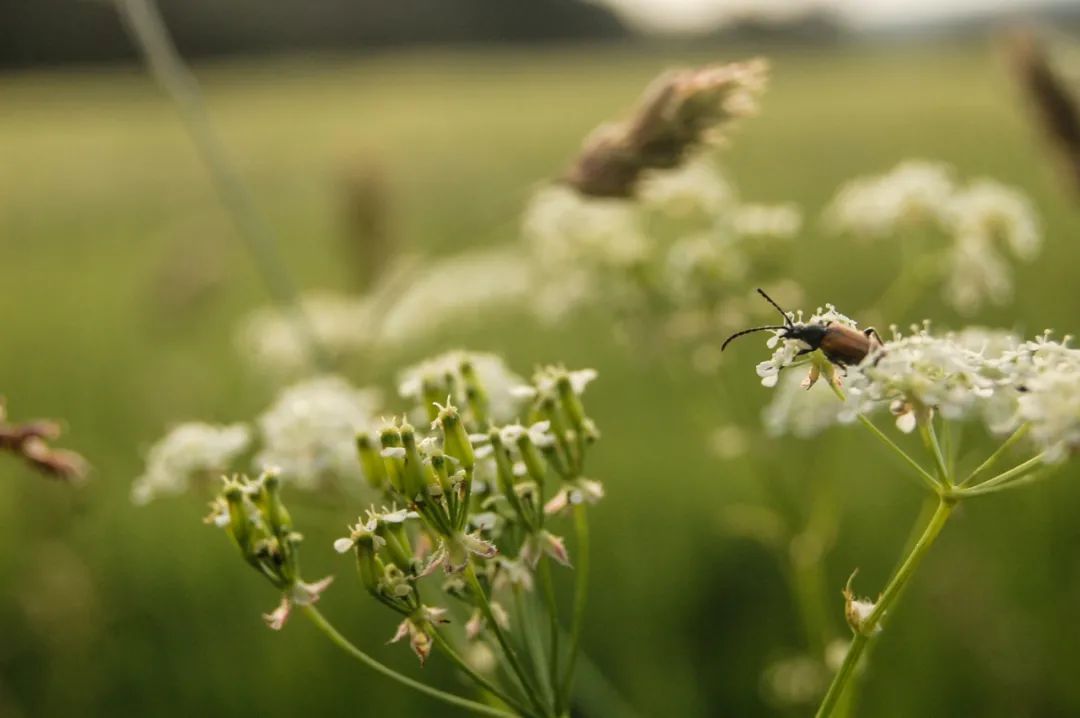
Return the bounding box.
[132,422,251,505]
[824,160,955,239]
[255,376,381,491]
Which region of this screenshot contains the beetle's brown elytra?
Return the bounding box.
[721,288,883,367]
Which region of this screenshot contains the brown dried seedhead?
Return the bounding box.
[0,399,89,483]
[563,59,769,199]
[1007,28,1080,199]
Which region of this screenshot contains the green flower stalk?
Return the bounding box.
[729,306,1080,717]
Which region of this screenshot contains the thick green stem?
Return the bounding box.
[815,498,955,718]
[464,564,550,717]
[558,504,590,711]
[300,605,518,718]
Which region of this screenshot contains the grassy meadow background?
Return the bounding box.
[2,39,1080,716]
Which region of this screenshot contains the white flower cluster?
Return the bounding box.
[825,160,1041,314]
[238,247,534,376]
[995,332,1080,462]
[758,315,1080,463]
[132,422,251,504]
[841,326,998,431]
[134,375,383,503]
[824,160,955,238]
[523,157,802,339]
[255,375,381,490]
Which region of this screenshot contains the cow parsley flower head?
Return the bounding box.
[639,156,735,216]
[992,332,1080,462]
[843,326,997,429]
[946,178,1040,261]
[132,422,251,504]
[256,375,381,490]
[825,160,955,239]
[732,202,802,239]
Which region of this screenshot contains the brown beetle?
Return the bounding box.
[721,288,883,367]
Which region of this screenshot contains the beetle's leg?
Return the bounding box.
[795,347,814,357]
[863,327,884,347]
[864,327,886,366]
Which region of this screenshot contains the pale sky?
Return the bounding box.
[599,0,1050,33]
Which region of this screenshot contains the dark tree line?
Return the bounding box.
[0,0,626,68]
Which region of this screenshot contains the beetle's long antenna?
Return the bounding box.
[756,288,794,327]
[721,325,788,351]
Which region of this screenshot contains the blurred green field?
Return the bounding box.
[2,40,1080,717]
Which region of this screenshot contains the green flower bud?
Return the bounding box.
[379,424,405,493]
[356,432,388,490]
[437,403,474,470]
[399,423,428,499]
[259,469,292,535]
[459,359,490,426]
[429,451,453,494]
[556,374,588,431]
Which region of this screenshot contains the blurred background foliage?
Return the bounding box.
[2,1,1080,716]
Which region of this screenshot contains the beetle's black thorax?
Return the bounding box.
[782,323,828,349]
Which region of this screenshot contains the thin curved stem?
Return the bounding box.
[464,564,550,717]
[515,586,554,707]
[538,558,562,710]
[827,382,940,492]
[919,418,952,486]
[430,629,535,717]
[815,498,955,717]
[114,0,328,368]
[558,504,590,712]
[957,452,1049,497]
[959,423,1031,487]
[300,605,518,718]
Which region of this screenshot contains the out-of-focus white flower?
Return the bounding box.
[255,375,381,490]
[942,231,1014,314]
[523,185,649,270]
[763,372,848,438]
[946,178,1040,261]
[239,292,372,377]
[639,156,735,217]
[824,160,955,239]
[398,350,524,424]
[239,248,535,376]
[664,233,749,304]
[825,163,1041,315]
[380,248,534,347]
[132,422,251,504]
[732,202,802,239]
